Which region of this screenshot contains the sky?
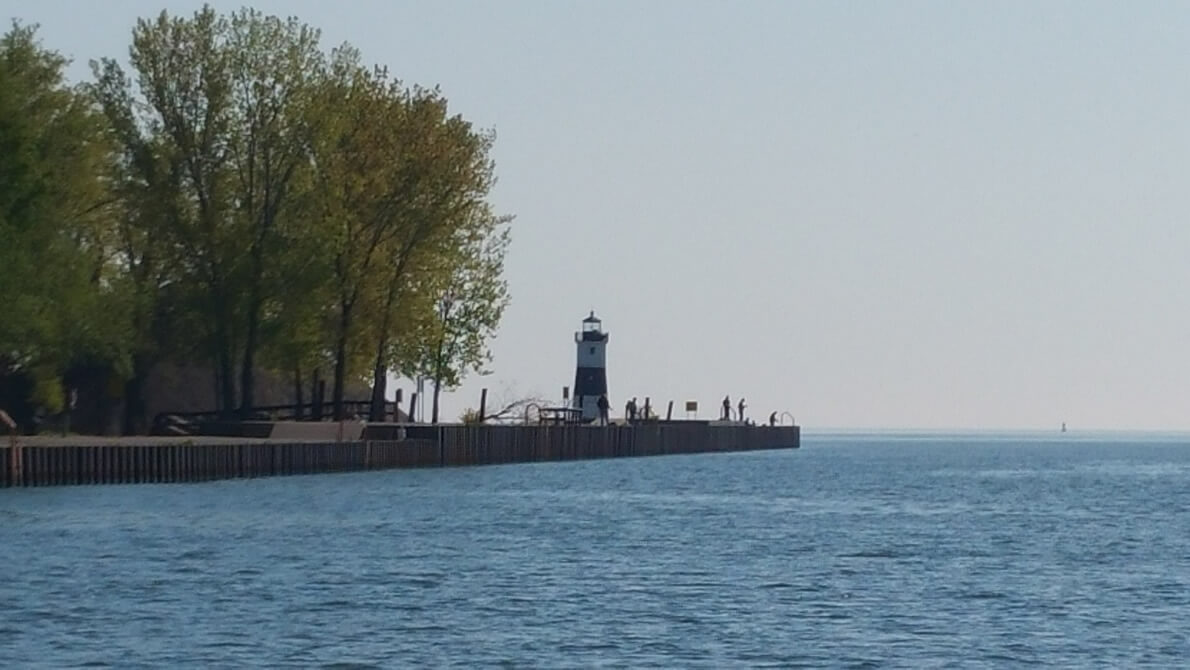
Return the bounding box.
[10,0,1190,431]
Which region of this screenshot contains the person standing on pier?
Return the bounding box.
[738,397,746,423]
[722,395,731,420]
[597,393,610,426]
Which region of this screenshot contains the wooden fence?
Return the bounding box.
[0,424,799,488]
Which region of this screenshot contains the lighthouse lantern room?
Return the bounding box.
[572,311,609,422]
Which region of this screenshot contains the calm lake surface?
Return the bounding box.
[3,431,1190,668]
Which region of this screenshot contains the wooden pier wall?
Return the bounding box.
[0,424,799,488]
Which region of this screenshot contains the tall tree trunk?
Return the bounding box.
[239,296,259,418]
[213,293,237,416]
[121,354,149,435]
[218,342,236,417]
[369,362,387,422]
[239,246,266,418]
[96,369,117,436]
[310,368,323,421]
[213,363,222,414]
[369,277,400,422]
[429,330,447,425]
[293,365,304,419]
[332,308,350,421]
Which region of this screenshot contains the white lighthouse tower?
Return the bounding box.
[573,311,609,422]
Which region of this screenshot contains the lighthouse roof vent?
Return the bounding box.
[582,311,603,333]
[577,310,608,342]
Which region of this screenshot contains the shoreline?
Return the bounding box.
[2,422,800,488]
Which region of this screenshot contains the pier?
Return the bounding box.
[0,422,799,488]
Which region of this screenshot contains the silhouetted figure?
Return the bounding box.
[722,395,731,420]
[738,398,746,423]
[643,397,651,421]
[769,411,778,427]
[597,393,610,426]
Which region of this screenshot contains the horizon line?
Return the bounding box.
[801,426,1190,435]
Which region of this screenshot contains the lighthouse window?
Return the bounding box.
[589,346,596,355]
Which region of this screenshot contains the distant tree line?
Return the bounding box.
[0,6,510,433]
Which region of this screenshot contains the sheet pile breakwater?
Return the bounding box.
[0,423,799,487]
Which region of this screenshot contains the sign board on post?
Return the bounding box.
[685,401,698,412]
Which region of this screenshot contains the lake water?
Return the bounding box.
[3,431,1190,667]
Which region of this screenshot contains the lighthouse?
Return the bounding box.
[573,311,609,422]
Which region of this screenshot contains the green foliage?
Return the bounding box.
[407,209,512,393]
[1,7,512,430]
[29,364,64,413]
[0,20,127,408]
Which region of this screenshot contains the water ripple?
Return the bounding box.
[2,438,1190,666]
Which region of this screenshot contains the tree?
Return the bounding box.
[304,49,425,421]
[1,9,514,432]
[255,193,335,416]
[410,210,511,423]
[366,98,505,422]
[458,385,550,424]
[90,54,188,433]
[105,6,329,417]
[304,54,507,422]
[224,8,324,416]
[0,21,124,426]
[119,7,241,414]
